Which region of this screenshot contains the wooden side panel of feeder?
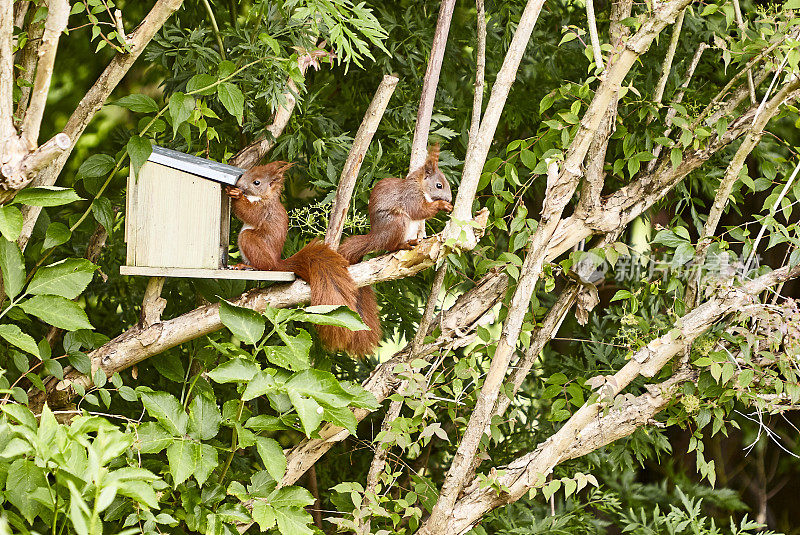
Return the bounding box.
[126,161,223,269]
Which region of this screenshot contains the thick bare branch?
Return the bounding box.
[408,0,457,172]
[325,74,398,248]
[447,0,545,235]
[19,0,69,149]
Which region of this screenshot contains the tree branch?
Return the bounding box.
[651,8,685,109]
[19,0,69,149]
[30,213,489,412]
[585,0,603,71]
[229,46,331,169]
[0,0,14,140]
[408,0,457,172]
[325,74,398,248]
[447,0,545,239]
[14,0,186,243]
[435,263,800,534]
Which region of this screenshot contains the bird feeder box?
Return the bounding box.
[120,146,294,281]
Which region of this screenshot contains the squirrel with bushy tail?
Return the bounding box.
[227,145,452,357]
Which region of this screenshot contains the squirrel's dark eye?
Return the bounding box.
[436,183,443,189]
[253,180,261,186]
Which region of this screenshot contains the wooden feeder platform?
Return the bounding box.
[120,265,295,281]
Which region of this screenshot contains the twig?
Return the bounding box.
[325,74,398,248]
[200,0,226,60]
[359,393,404,533]
[651,8,685,110]
[647,42,708,172]
[732,0,756,104]
[585,0,603,71]
[448,0,545,232]
[408,0,457,172]
[744,157,800,274]
[230,46,331,169]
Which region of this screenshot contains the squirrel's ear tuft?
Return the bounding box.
[275,161,295,175]
[424,143,440,174]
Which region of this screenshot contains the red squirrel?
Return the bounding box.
[338,144,453,264]
[226,161,381,357]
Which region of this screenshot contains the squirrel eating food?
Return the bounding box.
[339,144,453,264]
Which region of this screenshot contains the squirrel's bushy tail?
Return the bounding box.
[338,233,376,264]
[282,240,380,357]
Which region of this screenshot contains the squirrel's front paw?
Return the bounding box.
[229,263,255,270]
[437,200,453,212]
[226,186,244,199]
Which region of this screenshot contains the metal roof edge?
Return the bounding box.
[147,145,244,185]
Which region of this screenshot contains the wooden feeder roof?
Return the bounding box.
[148,146,244,186]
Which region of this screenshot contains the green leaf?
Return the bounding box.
[252,501,277,531]
[135,422,172,453]
[127,135,152,178]
[19,295,93,331]
[217,82,244,125]
[242,370,277,401]
[117,479,159,509]
[284,369,355,408]
[269,486,315,509]
[219,300,265,345]
[43,222,71,249]
[186,74,217,96]
[323,405,358,435]
[14,186,82,207]
[91,197,114,234]
[111,94,160,113]
[168,92,194,138]
[77,154,116,179]
[27,258,97,299]
[785,0,800,9]
[255,437,286,481]
[167,440,216,487]
[273,328,312,371]
[0,205,23,241]
[274,506,313,535]
[207,358,259,384]
[188,395,221,441]
[0,237,25,299]
[5,459,48,523]
[288,391,323,437]
[298,305,369,331]
[140,392,188,436]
